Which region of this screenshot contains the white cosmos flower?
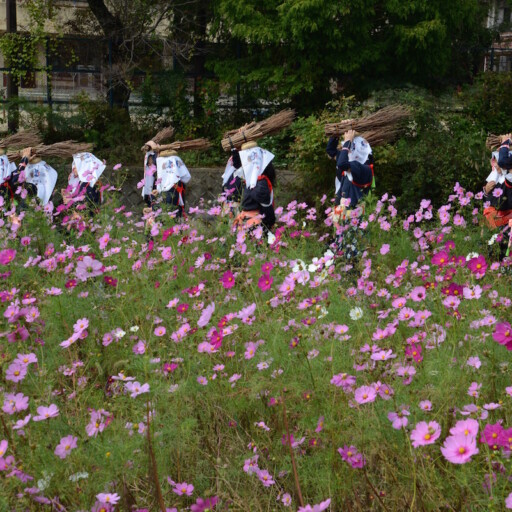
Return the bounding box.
[466,252,479,261]
[349,307,363,321]
[488,234,499,246]
[267,232,276,245]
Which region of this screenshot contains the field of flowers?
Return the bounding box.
[1,179,512,512]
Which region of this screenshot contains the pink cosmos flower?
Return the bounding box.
[173,482,194,496]
[419,400,432,411]
[75,256,103,281]
[410,421,441,447]
[493,322,512,349]
[190,496,218,512]
[125,381,150,398]
[449,419,479,439]
[440,434,479,464]
[282,493,292,506]
[354,385,376,404]
[0,439,7,457]
[96,493,120,505]
[338,445,366,468]
[257,469,275,487]
[380,244,390,255]
[410,286,426,302]
[154,326,166,337]
[54,435,78,459]
[506,493,512,509]
[243,455,259,474]
[73,317,89,333]
[12,414,31,430]
[298,499,331,512]
[198,302,215,327]
[33,404,59,421]
[5,362,27,383]
[15,353,37,366]
[2,393,29,414]
[388,409,410,429]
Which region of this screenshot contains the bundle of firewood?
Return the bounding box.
[0,130,42,149]
[155,138,212,153]
[8,141,93,160]
[221,109,296,152]
[486,134,504,149]
[141,126,176,151]
[324,105,411,146]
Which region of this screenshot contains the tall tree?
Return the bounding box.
[208,0,493,110]
[65,0,206,108]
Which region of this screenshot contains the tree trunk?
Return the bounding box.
[87,0,132,109]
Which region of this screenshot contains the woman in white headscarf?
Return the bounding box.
[326,129,374,208]
[233,141,276,231]
[66,152,105,209]
[156,149,191,218]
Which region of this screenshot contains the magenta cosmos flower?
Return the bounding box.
[220,270,235,289]
[410,421,441,447]
[466,255,487,276]
[190,496,218,512]
[75,255,103,281]
[440,434,479,464]
[493,322,512,350]
[0,248,16,265]
[54,435,78,459]
[431,250,449,266]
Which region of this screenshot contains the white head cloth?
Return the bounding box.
[222,156,244,186]
[487,151,505,184]
[72,153,106,187]
[156,155,191,193]
[0,155,16,183]
[142,151,157,197]
[349,136,372,165]
[25,161,58,205]
[239,146,275,189]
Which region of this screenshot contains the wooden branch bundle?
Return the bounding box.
[324,105,411,145]
[152,126,175,144]
[0,130,42,149]
[156,138,212,152]
[141,126,176,151]
[221,109,296,152]
[486,134,502,149]
[8,141,93,160]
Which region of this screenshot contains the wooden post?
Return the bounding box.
[6,0,19,132]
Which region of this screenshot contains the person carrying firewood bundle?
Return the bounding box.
[155,148,191,219]
[482,142,512,230]
[232,140,276,232]
[326,129,374,209]
[222,144,244,203]
[7,147,54,210]
[63,152,105,212]
[326,129,374,259]
[141,140,158,209]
